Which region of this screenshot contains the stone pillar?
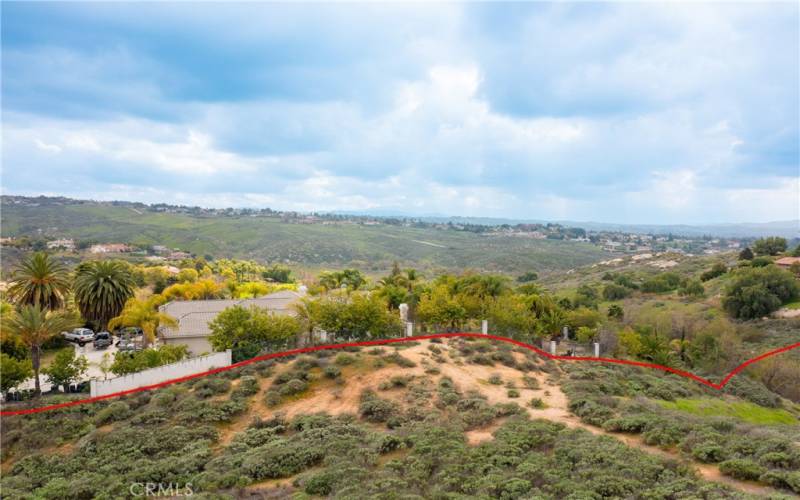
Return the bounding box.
[481,319,488,335]
[406,322,414,337]
[550,340,557,355]
[399,303,409,323]
[594,342,600,357]
[562,326,569,340]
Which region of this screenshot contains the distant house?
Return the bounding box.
[168,251,192,260]
[775,257,800,270]
[47,238,75,251]
[151,245,169,254]
[158,290,303,355]
[89,243,132,254]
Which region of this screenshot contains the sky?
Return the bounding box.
[2,2,798,224]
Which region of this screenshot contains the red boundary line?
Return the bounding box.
[2,333,799,416]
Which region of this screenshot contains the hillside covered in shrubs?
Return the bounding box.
[2,337,798,498]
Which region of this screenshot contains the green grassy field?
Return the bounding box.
[658,398,798,425]
[1,202,611,275]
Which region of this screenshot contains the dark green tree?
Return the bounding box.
[74,260,136,330]
[7,252,71,310]
[752,237,787,256]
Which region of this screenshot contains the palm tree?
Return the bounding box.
[2,305,80,395]
[74,260,135,331]
[292,297,319,345]
[108,296,177,347]
[7,252,71,310]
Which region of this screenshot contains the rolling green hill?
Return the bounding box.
[0,200,611,275]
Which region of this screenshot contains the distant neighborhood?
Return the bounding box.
[0,195,771,259]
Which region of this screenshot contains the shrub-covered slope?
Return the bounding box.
[2,338,798,499]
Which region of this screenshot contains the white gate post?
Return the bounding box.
[562,326,569,340]
[406,322,413,337]
[594,342,600,357]
[550,341,557,355]
[481,319,488,335]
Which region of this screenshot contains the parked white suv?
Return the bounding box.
[62,328,95,346]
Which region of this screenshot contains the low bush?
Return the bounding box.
[719,459,767,481]
[529,398,547,409]
[379,376,411,390]
[231,376,259,399]
[384,352,416,368]
[521,375,540,390]
[279,379,308,397]
[334,353,357,366]
[359,390,399,423]
[323,365,341,379]
[93,402,132,426]
[193,377,232,399]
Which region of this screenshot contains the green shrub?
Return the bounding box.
[529,398,547,409]
[507,389,520,398]
[264,390,281,407]
[488,374,503,385]
[601,415,652,433]
[279,379,308,397]
[323,365,341,379]
[359,391,398,423]
[521,376,540,390]
[334,353,356,366]
[384,352,416,368]
[379,375,411,390]
[303,471,337,495]
[568,398,614,426]
[690,442,727,463]
[193,377,231,398]
[93,402,132,426]
[231,376,259,399]
[719,459,767,481]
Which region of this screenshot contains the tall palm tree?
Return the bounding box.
[2,305,80,395]
[7,252,71,310]
[108,295,177,347]
[74,260,135,331]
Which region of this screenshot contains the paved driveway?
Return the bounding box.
[15,339,123,392]
[73,340,120,381]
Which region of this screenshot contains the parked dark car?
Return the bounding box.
[117,336,144,353]
[114,327,143,344]
[93,331,112,350]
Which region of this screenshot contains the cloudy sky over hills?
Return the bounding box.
[2,2,798,223]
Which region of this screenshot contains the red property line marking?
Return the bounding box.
[2,333,799,416]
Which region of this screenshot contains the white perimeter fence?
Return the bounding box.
[90,350,232,397]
